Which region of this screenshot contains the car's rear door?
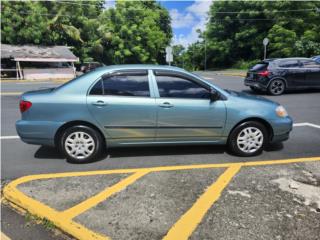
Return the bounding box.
[299,59,320,87]
[153,70,226,142]
[87,70,157,141]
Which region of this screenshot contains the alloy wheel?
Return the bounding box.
[64,131,95,159]
[270,80,285,95]
[236,127,264,153]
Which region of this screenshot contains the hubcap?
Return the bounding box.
[270,80,284,94]
[237,127,263,153]
[65,131,95,159]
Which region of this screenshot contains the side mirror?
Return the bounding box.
[210,88,220,101]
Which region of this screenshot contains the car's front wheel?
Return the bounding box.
[60,125,104,163]
[228,121,267,157]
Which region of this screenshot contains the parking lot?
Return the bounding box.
[1,72,320,240]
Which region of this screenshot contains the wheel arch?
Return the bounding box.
[228,117,274,143]
[54,120,106,147]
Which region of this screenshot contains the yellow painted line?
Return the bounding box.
[1,232,11,240]
[0,92,22,96]
[3,156,320,240]
[163,164,241,240]
[3,179,108,240]
[61,170,149,219]
[0,79,70,83]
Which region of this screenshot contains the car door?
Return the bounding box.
[277,60,304,88]
[153,70,226,142]
[87,70,157,141]
[300,59,320,87]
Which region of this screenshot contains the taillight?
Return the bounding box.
[19,100,32,113]
[258,70,269,77]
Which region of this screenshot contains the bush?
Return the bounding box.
[233,59,260,70]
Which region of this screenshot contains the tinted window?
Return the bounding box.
[278,60,299,68]
[250,63,268,71]
[89,80,103,95]
[102,74,150,97]
[301,60,320,69]
[156,75,210,99]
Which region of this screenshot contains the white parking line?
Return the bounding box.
[293,122,320,129]
[0,136,20,140]
[0,123,319,141]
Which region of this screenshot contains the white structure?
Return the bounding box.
[1,44,79,80]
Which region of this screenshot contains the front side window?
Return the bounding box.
[156,75,210,99]
[89,72,150,97]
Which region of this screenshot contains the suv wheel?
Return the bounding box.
[60,125,103,163]
[268,79,285,95]
[228,121,267,157]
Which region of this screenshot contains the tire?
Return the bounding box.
[268,79,285,95]
[59,125,104,163]
[228,121,268,157]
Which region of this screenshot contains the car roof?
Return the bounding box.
[273,57,312,62]
[92,64,187,75]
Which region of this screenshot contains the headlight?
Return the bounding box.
[276,105,288,117]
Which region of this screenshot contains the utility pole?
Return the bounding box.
[204,37,207,71]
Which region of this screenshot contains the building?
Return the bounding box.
[1,44,79,80]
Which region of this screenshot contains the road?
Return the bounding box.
[1,73,320,180]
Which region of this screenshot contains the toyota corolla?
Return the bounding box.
[16,65,292,163]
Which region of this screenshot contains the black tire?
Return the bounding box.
[59,125,104,163]
[228,121,268,157]
[267,79,285,95]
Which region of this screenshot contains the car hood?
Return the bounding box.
[226,90,278,105]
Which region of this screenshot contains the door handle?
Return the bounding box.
[159,102,174,108]
[92,100,107,107]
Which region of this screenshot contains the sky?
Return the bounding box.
[105,0,213,47]
[159,0,213,47]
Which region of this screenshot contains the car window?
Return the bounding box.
[102,74,150,97]
[250,63,268,71]
[156,75,210,99]
[300,60,320,69]
[89,80,103,95]
[278,60,300,68]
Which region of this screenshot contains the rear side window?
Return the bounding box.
[89,80,103,95]
[278,60,299,68]
[250,63,268,71]
[103,74,150,97]
[300,60,320,69]
[156,75,210,99]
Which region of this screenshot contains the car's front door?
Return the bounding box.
[87,70,157,142]
[300,59,320,87]
[277,60,305,88]
[153,71,226,142]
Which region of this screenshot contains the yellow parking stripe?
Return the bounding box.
[61,170,150,219]
[0,92,22,96]
[163,164,241,240]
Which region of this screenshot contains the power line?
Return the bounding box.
[213,8,317,14]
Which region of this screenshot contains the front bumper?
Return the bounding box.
[268,116,293,143]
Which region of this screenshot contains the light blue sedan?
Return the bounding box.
[16,65,292,163]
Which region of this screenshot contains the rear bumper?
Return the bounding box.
[16,120,63,147]
[244,78,268,90]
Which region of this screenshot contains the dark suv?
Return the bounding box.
[244,58,320,95]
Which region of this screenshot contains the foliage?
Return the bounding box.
[182,0,320,69]
[1,0,172,64]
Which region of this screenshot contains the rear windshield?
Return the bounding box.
[250,62,268,71]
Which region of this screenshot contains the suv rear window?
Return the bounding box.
[250,63,268,71]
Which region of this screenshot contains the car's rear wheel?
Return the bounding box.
[60,125,103,163]
[268,79,285,95]
[228,121,267,157]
